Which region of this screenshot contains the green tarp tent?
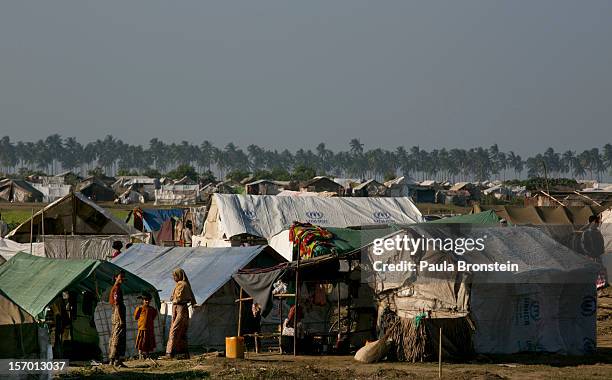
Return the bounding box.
[0,252,159,319]
[428,210,501,225]
[0,252,159,359]
[327,226,403,253]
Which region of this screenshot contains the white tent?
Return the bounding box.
[365,225,599,355]
[6,192,140,259]
[194,194,423,247]
[112,244,285,349]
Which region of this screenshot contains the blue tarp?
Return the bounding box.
[141,208,185,232]
[112,244,272,303]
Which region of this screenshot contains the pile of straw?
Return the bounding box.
[381,309,474,362]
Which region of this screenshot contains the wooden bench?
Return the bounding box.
[241,332,282,354]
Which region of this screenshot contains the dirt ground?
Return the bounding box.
[58,288,612,380]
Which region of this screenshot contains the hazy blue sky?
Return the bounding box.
[1,1,611,155]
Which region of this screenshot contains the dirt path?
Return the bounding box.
[62,351,612,380]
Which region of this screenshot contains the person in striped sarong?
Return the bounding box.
[108,271,127,367]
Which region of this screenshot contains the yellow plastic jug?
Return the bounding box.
[225,336,245,359]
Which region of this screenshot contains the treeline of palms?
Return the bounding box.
[0,135,611,182]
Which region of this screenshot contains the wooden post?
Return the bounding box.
[237,287,243,337]
[40,207,47,256]
[438,327,442,379]
[293,257,300,356]
[337,281,341,343]
[64,230,68,259]
[29,208,34,254]
[279,294,283,354]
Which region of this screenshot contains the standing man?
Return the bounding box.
[108,270,127,367]
[582,214,607,288]
[182,220,193,247]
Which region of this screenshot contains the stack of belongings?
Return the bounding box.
[289,222,337,260]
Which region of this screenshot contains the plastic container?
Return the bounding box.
[225,336,245,359]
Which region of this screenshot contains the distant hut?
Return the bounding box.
[0,179,44,202]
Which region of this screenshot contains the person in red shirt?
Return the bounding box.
[108,270,126,367]
[134,292,158,359]
[110,241,124,259]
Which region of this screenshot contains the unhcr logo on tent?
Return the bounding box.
[305,211,328,224]
[372,211,392,223]
[242,210,257,220]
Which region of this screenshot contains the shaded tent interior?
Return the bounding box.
[77,179,117,202]
[233,252,379,354]
[8,192,137,243]
[0,288,39,359]
[0,252,158,360]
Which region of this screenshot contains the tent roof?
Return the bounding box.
[365,224,600,295]
[353,179,383,191]
[477,205,600,225]
[112,244,284,303]
[326,226,403,253]
[205,194,423,241]
[429,210,501,225]
[0,179,43,196]
[7,192,137,243]
[0,252,157,317]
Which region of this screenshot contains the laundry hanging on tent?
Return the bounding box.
[289,222,336,260]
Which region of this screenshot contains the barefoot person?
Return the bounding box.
[134,292,158,359]
[108,271,127,367]
[164,268,197,359]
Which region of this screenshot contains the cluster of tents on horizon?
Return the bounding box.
[0,191,611,363]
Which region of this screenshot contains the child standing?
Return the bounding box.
[134,292,158,359]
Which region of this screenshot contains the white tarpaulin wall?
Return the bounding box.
[198,194,423,247]
[365,225,599,355]
[112,244,275,348]
[31,184,71,203]
[95,295,165,360]
[41,235,131,260]
[0,238,44,261]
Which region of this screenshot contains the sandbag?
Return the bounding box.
[354,339,390,363]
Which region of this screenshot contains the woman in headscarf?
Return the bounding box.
[164,268,197,359]
[108,271,127,367]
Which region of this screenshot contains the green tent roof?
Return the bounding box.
[0,252,158,318]
[327,226,402,253]
[428,210,501,225]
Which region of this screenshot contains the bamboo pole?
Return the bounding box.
[41,208,45,245]
[237,287,243,336]
[29,208,34,254]
[64,230,68,259]
[293,258,300,356]
[438,327,442,379]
